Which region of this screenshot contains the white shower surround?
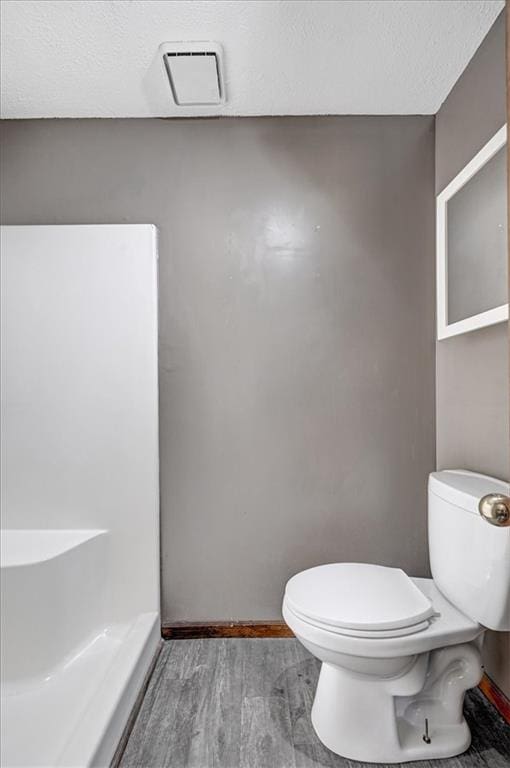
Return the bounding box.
[0,225,160,767]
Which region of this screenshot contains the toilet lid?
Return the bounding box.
[285,563,434,632]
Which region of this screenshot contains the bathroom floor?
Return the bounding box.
[119,639,510,768]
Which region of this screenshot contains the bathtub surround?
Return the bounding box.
[435,10,510,698]
[0,115,436,624]
[0,225,159,612]
[0,225,160,767]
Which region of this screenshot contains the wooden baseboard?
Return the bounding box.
[161,620,294,639]
[479,672,510,724]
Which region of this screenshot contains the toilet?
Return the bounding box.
[283,470,510,763]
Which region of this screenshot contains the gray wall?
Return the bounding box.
[0,116,436,622]
[435,11,509,695]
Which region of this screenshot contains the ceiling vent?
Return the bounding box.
[160,42,225,106]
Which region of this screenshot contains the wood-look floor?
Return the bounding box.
[119,639,510,768]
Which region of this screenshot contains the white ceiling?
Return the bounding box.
[0,0,504,119]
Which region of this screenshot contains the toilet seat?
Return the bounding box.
[285,563,435,638]
[283,576,482,659]
[287,605,431,638]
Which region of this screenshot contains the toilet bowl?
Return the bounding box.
[283,573,483,762]
[283,470,510,763]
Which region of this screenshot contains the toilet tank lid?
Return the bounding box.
[429,470,509,515]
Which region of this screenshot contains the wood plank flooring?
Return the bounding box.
[119,639,510,768]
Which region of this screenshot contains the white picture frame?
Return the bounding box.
[436,123,508,340]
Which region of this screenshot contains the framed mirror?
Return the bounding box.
[436,124,508,340]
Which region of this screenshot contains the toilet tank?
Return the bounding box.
[428,470,510,631]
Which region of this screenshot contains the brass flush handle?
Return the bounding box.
[478,494,510,527]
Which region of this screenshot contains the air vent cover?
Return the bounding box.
[160,42,225,106]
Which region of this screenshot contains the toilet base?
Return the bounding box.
[311,643,482,763]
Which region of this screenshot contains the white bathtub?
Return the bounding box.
[1,529,160,768]
[1,226,160,767]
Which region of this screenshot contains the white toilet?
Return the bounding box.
[283,470,510,763]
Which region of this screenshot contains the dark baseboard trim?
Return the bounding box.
[479,672,510,724]
[161,620,294,639]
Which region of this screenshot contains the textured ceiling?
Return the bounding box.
[0,0,504,119]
